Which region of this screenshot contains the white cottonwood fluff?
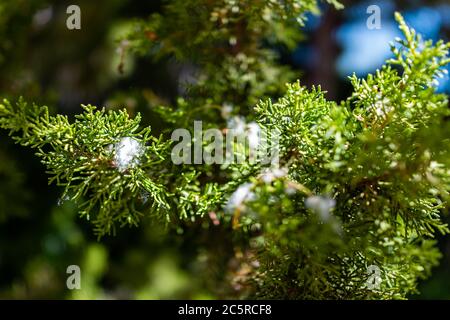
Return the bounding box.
[305,195,336,221]
[225,182,255,213]
[260,167,288,183]
[246,122,261,151]
[112,137,145,172]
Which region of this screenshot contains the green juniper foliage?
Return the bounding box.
[0,0,449,299]
[0,101,172,236]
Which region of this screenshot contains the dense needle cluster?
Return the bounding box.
[0,0,449,299]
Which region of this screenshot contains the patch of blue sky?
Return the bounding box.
[336,2,449,92]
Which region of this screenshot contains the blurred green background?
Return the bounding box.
[0,0,449,299]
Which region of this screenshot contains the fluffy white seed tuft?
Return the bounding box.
[260,167,288,183]
[112,137,145,172]
[225,182,255,213]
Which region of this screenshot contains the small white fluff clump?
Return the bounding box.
[112,137,145,172]
[227,116,246,135]
[246,122,261,151]
[57,195,70,207]
[225,182,255,213]
[305,195,336,221]
[221,103,234,119]
[227,116,262,151]
[260,167,288,183]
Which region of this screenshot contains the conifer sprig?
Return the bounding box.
[0,99,171,237]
